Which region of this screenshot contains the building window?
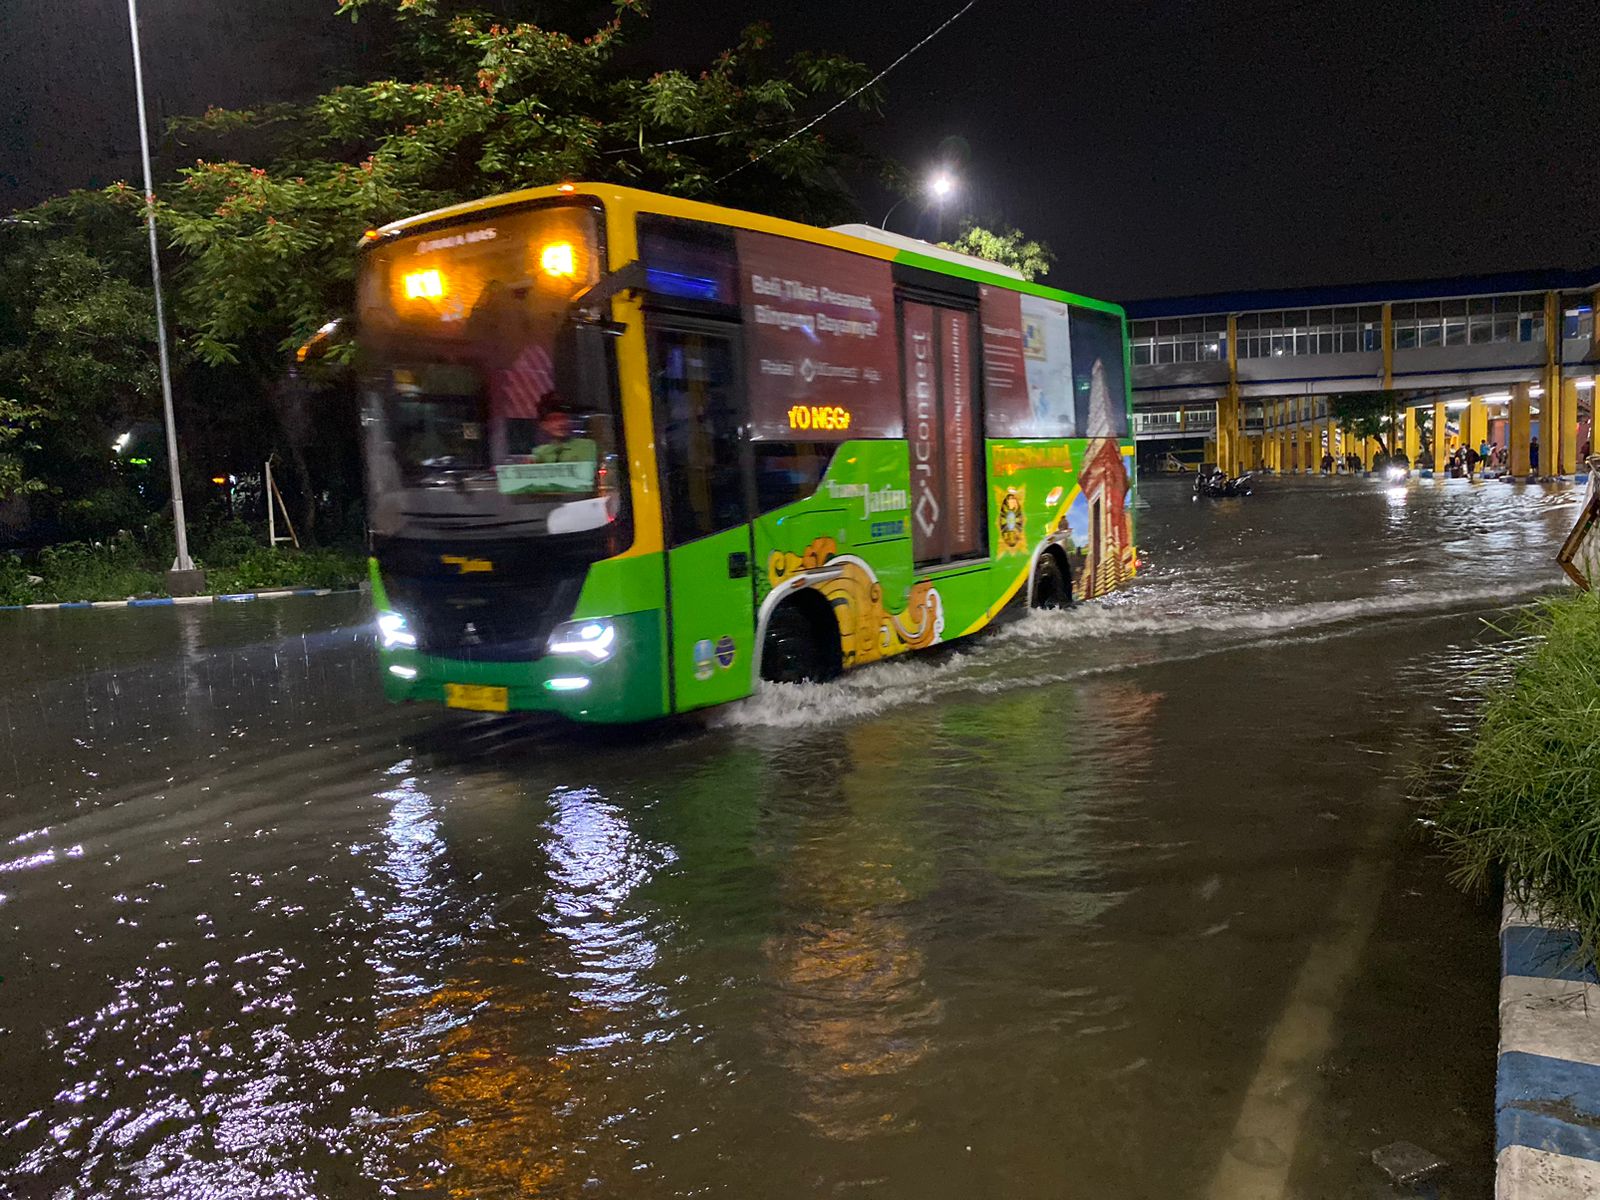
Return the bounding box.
[1562,297,1593,341]
[1129,316,1227,367]
[1397,293,1546,349]
[1234,305,1380,359]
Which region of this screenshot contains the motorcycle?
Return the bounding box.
[1193,467,1253,498]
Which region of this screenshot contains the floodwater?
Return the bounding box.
[0,475,1580,1199]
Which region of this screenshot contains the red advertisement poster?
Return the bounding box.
[902,300,942,563]
[941,309,980,558]
[735,231,901,441]
[979,285,1031,435]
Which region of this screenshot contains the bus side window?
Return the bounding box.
[651,327,747,546]
[753,442,834,514]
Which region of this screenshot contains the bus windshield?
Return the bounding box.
[357,201,623,537]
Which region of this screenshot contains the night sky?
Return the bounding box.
[4,0,1600,301]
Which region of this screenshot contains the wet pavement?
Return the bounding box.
[0,474,1581,1199]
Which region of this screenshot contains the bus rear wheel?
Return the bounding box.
[761,603,838,685]
[1032,552,1070,609]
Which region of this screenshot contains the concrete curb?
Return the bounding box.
[1497,901,1600,1199]
[1,583,368,613]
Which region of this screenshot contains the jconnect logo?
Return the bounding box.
[440,555,494,574]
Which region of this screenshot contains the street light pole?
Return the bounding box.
[127,0,197,580]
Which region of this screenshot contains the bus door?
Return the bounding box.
[900,297,986,566]
[647,318,757,712]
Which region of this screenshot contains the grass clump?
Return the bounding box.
[1432,592,1600,953]
[0,522,366,605]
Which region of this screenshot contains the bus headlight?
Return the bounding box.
[547,618,616,661]
[377,611,416,649]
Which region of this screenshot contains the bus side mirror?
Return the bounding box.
[554,321,615,415]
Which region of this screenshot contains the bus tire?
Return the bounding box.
[760,598,840,685]
[1032,550,1070,609]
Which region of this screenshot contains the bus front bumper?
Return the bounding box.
[378,609,666,724]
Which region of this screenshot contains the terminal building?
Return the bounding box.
[1124,268,1600,478]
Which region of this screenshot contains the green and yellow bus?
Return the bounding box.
[358,183,1137,723]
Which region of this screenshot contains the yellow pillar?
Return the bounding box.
[1510,382,1533,478]
[1560,377,1580,478]
[1217,315,1241,475]
[1545,291,1562,477]
[1467,396,1487,470]
[1381,303,1395,389]
[1432,402,1447,475]
[1404,407,1420,469]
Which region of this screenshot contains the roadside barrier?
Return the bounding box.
[1496,901,1600,1198]
[2,584,368,612]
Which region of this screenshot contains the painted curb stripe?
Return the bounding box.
[1501,976,1600,1070]
[1504,926,1600,985]
[1498,902,1600,1199]
[1498,1050,1600,1163]
[1497,1144,1600,1199]
[6,586,364,611]
[1499,1051,1600,1156]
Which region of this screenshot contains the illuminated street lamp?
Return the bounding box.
[127,0,200,589]
[881,170,960,230]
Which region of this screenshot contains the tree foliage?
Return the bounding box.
[0,191,160,515]
[1328,390,1401,451]
[939,222,1055,282]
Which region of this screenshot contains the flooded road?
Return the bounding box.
[1,476,1580,1199]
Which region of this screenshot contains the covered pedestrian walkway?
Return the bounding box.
[1127,268,1599,479]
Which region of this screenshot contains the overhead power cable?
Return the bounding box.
[601,0,979,164]
[709,0,979,185]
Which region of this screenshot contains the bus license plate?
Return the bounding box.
[445,683,508,713]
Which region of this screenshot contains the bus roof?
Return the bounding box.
[368,183,1123,318]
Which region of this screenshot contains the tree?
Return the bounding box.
[939,222,1055,282]
[1414,404,1433,458]
[0,191,163,531]
[1328,390,1403,458]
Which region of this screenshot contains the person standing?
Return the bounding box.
[1530,436,1541,475]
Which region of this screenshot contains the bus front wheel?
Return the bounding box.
[760,602,839,685]
[1032,552,1070,609]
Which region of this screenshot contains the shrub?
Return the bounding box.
[32,535,164,602]
[1432,593,1600,955]
[0,553,36,606]
[203,546,366,594]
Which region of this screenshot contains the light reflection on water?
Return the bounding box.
[0,476,1581,1197]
